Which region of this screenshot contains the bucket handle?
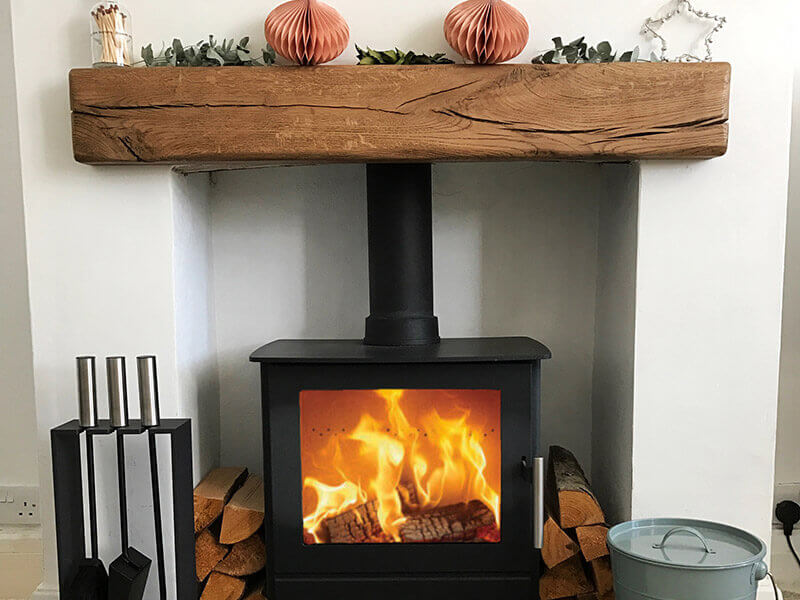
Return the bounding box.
[652,527,716,554]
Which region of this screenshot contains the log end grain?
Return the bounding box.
[196,529,230,582]
[200,572,246,600]
[214,534,266,578]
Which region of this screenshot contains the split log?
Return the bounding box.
[547,446,604,529]
[542,516,580,569]
[575,525,609,562]
[589,557,614,596]
[219,474,265,544]
[242,574,266,600]
[539,556,594,600]
[399,500,495,543]
[196,529,229,581]
[200,572,246,600]
[195,467,248,534]
[214,534,266,577]
[243,589,267,600]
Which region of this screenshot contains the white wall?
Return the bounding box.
[212,162,607,474]
[773,3,800,592]
[629,2,792,563]
[0,0,38,488]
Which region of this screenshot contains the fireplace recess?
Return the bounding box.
[252,163,550,600]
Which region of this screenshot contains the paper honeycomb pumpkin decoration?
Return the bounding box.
[444,0,529,64]
[265,0,349,65]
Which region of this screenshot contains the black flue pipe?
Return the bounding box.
[364,163,440,346]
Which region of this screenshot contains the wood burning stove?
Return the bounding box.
[251,164,550,600]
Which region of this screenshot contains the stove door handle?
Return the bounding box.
[532,456,544,549]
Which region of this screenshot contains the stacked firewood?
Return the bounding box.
[540,446,614,600]
[194,467,267,600]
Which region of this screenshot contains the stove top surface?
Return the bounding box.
[250,337,551,364]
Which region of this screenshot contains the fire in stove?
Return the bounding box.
[300,389,501,544]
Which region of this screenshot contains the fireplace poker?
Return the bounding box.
[107,357,151,600]
[137,355,166,600]
[65,357,108,600]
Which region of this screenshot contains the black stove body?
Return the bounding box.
[251,164,549,600]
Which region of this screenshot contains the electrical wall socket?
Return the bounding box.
[0,486,40,525]
[773,482,800,528]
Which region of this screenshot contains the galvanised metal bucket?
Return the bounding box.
[607,518,768,600]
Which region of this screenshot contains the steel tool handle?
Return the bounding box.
[137,355,160,428]
[106,356,129,428]
[533,457,544,549]
[531,456,544,550]
[653,527,716,554]
[76,356,98,428]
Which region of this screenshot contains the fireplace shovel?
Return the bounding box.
[65,357,108,600]
[137,356,166,600]
[106,357,151,600]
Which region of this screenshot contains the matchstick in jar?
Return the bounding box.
[90,3,132,67]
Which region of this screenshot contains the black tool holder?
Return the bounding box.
[51,418,196,599]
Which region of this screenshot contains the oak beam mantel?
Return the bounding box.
[69,63,730,171]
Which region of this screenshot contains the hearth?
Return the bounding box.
[251,164,550,599]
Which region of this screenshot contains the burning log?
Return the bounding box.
[321,491,497,544]
[399,499,495,543]
[324,497,384,543]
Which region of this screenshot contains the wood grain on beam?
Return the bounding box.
[70,63,730,167]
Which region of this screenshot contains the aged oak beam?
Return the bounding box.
[69,63,730,168]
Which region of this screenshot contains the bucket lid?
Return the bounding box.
[607,518,766,570]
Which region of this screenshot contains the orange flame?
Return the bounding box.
[301,389,501,543]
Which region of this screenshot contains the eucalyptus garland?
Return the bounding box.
[532,37,660,64]
[356,45,454,65]
[141,36,276,67]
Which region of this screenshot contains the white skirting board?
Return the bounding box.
[760,578,784,600]
[30,584,58,600]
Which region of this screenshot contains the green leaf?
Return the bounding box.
[597,41,612,56]
[552,37,563,49]
[141,44,154,66]
[206,46,224,65]
[619,50,633,62]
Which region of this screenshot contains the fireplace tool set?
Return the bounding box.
[53,356,196,600]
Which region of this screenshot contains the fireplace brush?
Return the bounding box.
[64,357,108,600]
[106,357,151,600]
[137,355,167,600]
